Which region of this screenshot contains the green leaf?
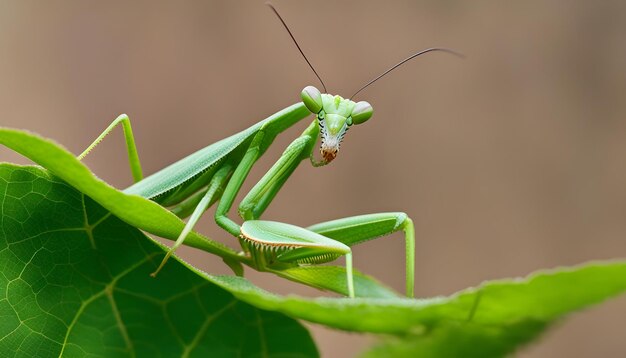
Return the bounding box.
[0,164,318,357]
[204,261,626,333]
[3,127,626,357]
[204,262,626,357]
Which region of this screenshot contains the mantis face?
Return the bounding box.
[301,86,373,163]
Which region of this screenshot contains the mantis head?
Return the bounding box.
[267,3,462,163]
[301,86,373,163]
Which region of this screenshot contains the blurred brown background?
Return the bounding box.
[1,1,625,356]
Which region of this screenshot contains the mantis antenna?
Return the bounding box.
[266,2,328,93]
[350,48,465,100]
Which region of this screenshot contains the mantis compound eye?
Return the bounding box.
[301,86,323,114]
[350,101,373,125]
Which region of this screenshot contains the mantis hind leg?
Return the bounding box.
[78,114,143,183]
[307,213,416,298]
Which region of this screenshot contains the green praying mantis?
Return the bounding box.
[77,4,462,298]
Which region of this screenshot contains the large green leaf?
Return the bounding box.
[203,261,626,333]
[2,127,626,357]
[0,164,318,357]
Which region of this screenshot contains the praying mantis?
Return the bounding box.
[78,4,462,298]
